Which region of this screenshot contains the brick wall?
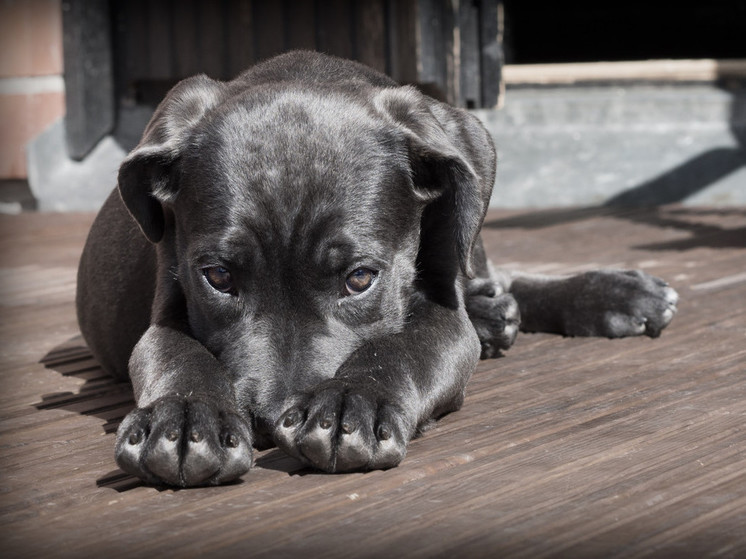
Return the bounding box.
[0,0,65,179]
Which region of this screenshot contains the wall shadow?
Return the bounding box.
[604,147,746,207]
[608,77,746,206]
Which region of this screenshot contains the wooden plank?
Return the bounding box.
[172,0,201,77]
[110,0,134,103]
[503,58,746,85]
[417,0,455,101]
[226,0,255,77]
[1,206,745,557]
[386,0,418,84]
[353,0,387,73]
[284,0,316,51]
[458,0,480,108]
[61,0,115,159]
[146,0,173,79]
[112,0,149,87]
[253,0,285,62]
[316,0,354,59]
[479,0,503,108]
[199,0,227,78]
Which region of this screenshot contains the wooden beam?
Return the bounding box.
[479,0,503,109]
[458,0,480,108]
[62,0,115,160]
[502,59,746,85]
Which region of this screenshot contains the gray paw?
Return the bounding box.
[275,381,410,473]
[115,395,253,487]
[568,270,679,338]
[465,278,521,358]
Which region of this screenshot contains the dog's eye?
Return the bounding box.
[203,266,233,293]
[345,267,378,295]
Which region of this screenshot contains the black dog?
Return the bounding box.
[76,51,678,487]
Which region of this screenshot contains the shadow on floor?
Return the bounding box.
[36,335,141,491]
[36,335,307,490]
[483,206,746,251]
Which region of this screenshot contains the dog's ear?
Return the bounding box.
[374,87,496,278]
[118,75,227,243]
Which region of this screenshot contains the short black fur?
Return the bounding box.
[76,51,678,487]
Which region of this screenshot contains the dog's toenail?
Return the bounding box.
[319,417,333,429]
[190,430,202,443]
[341,422,354,434]
[226,434,239,448]
[377,424,392,440]
[128,432,142,445]
[167,430,180,442]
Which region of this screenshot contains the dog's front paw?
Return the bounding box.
[115,395,253,487]
[274,381,411,473]
[569,270,679,338]
[465,278,520,358]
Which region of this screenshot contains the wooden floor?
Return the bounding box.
[1,206,745,558]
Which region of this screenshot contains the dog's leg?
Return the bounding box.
[273,300,480,473]
[465,277,521,358]
[464,237,521,358]
[508,269,679,338]
[114,326,253,487]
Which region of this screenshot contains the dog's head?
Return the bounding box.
[117,67,495,422]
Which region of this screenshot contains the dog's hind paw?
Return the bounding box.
[274,381,410,473]
[465,279,520,358]
[115,395,253,487]
[561,270,679,338]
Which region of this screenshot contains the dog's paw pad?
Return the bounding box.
[115,396,253,487]
[643,284,678,337]
[466,288,521,357]
[571,270,679,338]
[275,386,409,473]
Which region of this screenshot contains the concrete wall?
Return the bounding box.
[475,85,746,208]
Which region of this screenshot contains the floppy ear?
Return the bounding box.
[118,75,227,243]
[374,87,496,278]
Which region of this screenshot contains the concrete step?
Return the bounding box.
[474,84,746,207]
